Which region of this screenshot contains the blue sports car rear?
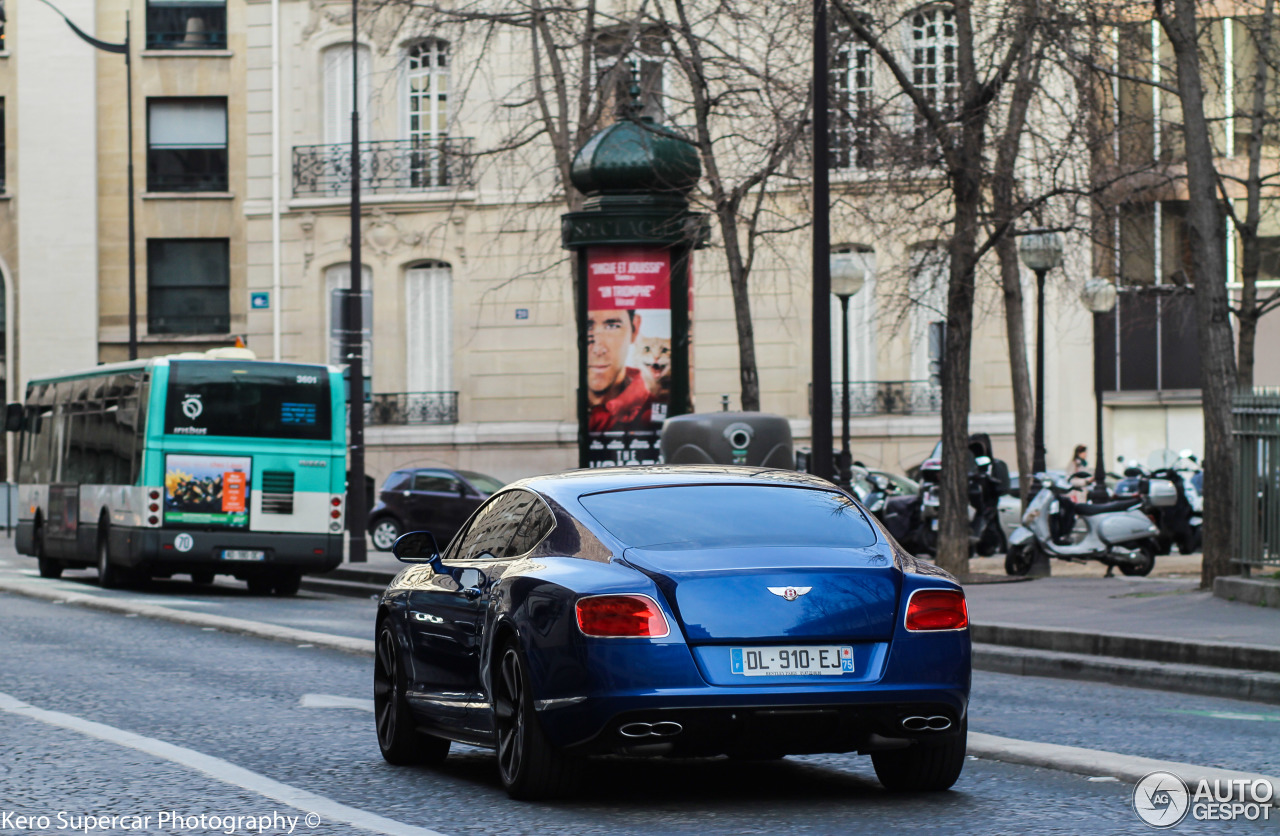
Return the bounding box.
[374,466,971,799]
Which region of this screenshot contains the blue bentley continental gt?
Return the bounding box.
[373,466,971,799]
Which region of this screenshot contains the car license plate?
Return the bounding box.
[221,549,266,561]
[730,645,854,676]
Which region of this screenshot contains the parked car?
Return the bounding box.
[375,465,971,800]
[368,468,505,551]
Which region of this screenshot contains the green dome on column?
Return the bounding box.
[570,117,702,196]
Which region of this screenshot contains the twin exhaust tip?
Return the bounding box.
[901,715,952,732]
[619,721,684,739]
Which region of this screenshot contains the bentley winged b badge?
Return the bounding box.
[767,586,812,601]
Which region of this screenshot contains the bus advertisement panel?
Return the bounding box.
[164,454,252,527]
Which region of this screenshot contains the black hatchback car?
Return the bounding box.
[369,468,504,551]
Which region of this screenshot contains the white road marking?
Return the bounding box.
[0,691,447,836]
[301,694,375,712]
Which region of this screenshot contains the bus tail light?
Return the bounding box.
[148,516,160,526]
[149,490,161,501]
[330,495,344,532]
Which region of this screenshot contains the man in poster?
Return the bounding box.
[586,308,653,432]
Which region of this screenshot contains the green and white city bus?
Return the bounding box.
[10,350,348,595]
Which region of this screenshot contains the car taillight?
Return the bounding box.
[576,595,670,638]
[905,589,968,631]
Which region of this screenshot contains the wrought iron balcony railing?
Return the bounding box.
[292,139,474,197]
[811,380,943,417]
[364,392,459,426]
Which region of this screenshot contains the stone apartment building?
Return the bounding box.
[2,0,1276,485]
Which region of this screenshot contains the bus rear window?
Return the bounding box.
[165,361,332,440]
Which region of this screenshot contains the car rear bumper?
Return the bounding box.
[118,527,343,574]
[543,686,968,757]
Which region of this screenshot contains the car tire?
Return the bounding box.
[494,640,581,800]
[271,570,303,597]
[374,621,449,767]
[371,518,402,552]
[1118,543,1156,577]
[1004,544,1032,576]
[871,718,967,792]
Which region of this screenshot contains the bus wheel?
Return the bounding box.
[97,530,124,589]
[271,570,302,597]
[246,575,274,595]
[35,524,63,579]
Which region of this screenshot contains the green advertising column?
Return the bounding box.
[562,109,709,469]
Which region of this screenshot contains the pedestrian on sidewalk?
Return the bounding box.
[1068,444,1088,474]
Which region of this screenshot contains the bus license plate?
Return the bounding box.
[221,549,266,561]
[730,645,854,676]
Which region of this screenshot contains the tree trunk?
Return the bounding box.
[1160,0,1240,588]
[998,236,1036,502]
[718,206,761,411]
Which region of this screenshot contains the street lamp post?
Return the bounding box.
[345,0,367,563]
[831,252,867,491]
[1018,231,1064,475]
[811,0,833,482]
[34,0,138,360]
[1082,278,1118,502]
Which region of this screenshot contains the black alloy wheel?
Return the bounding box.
[493,641,580,800]
[871,718,967,792]
[371,518,402,552]
[1118,542,1156,577]
[373,621,448,766]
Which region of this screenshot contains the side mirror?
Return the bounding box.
[458,482,470,498]
[392,530,441,565]
[4,403,24,433]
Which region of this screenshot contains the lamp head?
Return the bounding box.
[830,250,872,298]
[1081,277,1118,313]
[1019,230,1064,272]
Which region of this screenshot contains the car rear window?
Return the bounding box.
[579,484,878,551]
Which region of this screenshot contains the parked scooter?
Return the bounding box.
[1114,450,1203,556]
[893,435,1008,557]
[1005,472,1161,576]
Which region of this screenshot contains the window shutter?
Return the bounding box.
[405,263,452,392]
[323,45,371,145]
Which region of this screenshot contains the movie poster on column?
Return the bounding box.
[585,246,681,467]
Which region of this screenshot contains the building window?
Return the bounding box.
[0,98,6,193]
[405,40,450,187]
[831,246,877,383]
[326,264,373,378]
[145,0,227,50]
[405,262,452,394]
[833,22,876,168]
[147,98,228,191]
[595,27,665,123]
[908,245,948,381]
[147,239,230,334]
[910,6,957,154]
[323,44,370,146]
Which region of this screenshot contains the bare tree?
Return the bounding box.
[834,0,1053,578]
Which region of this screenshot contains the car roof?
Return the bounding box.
[506,465,839,504]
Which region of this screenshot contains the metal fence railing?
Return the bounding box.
[364,392,459,426]
[1233,388,1280,576]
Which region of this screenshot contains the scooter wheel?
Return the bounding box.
[1004,544,1032,576]
[1118,543,1156,577]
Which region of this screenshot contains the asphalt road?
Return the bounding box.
[1,572,1277,834]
